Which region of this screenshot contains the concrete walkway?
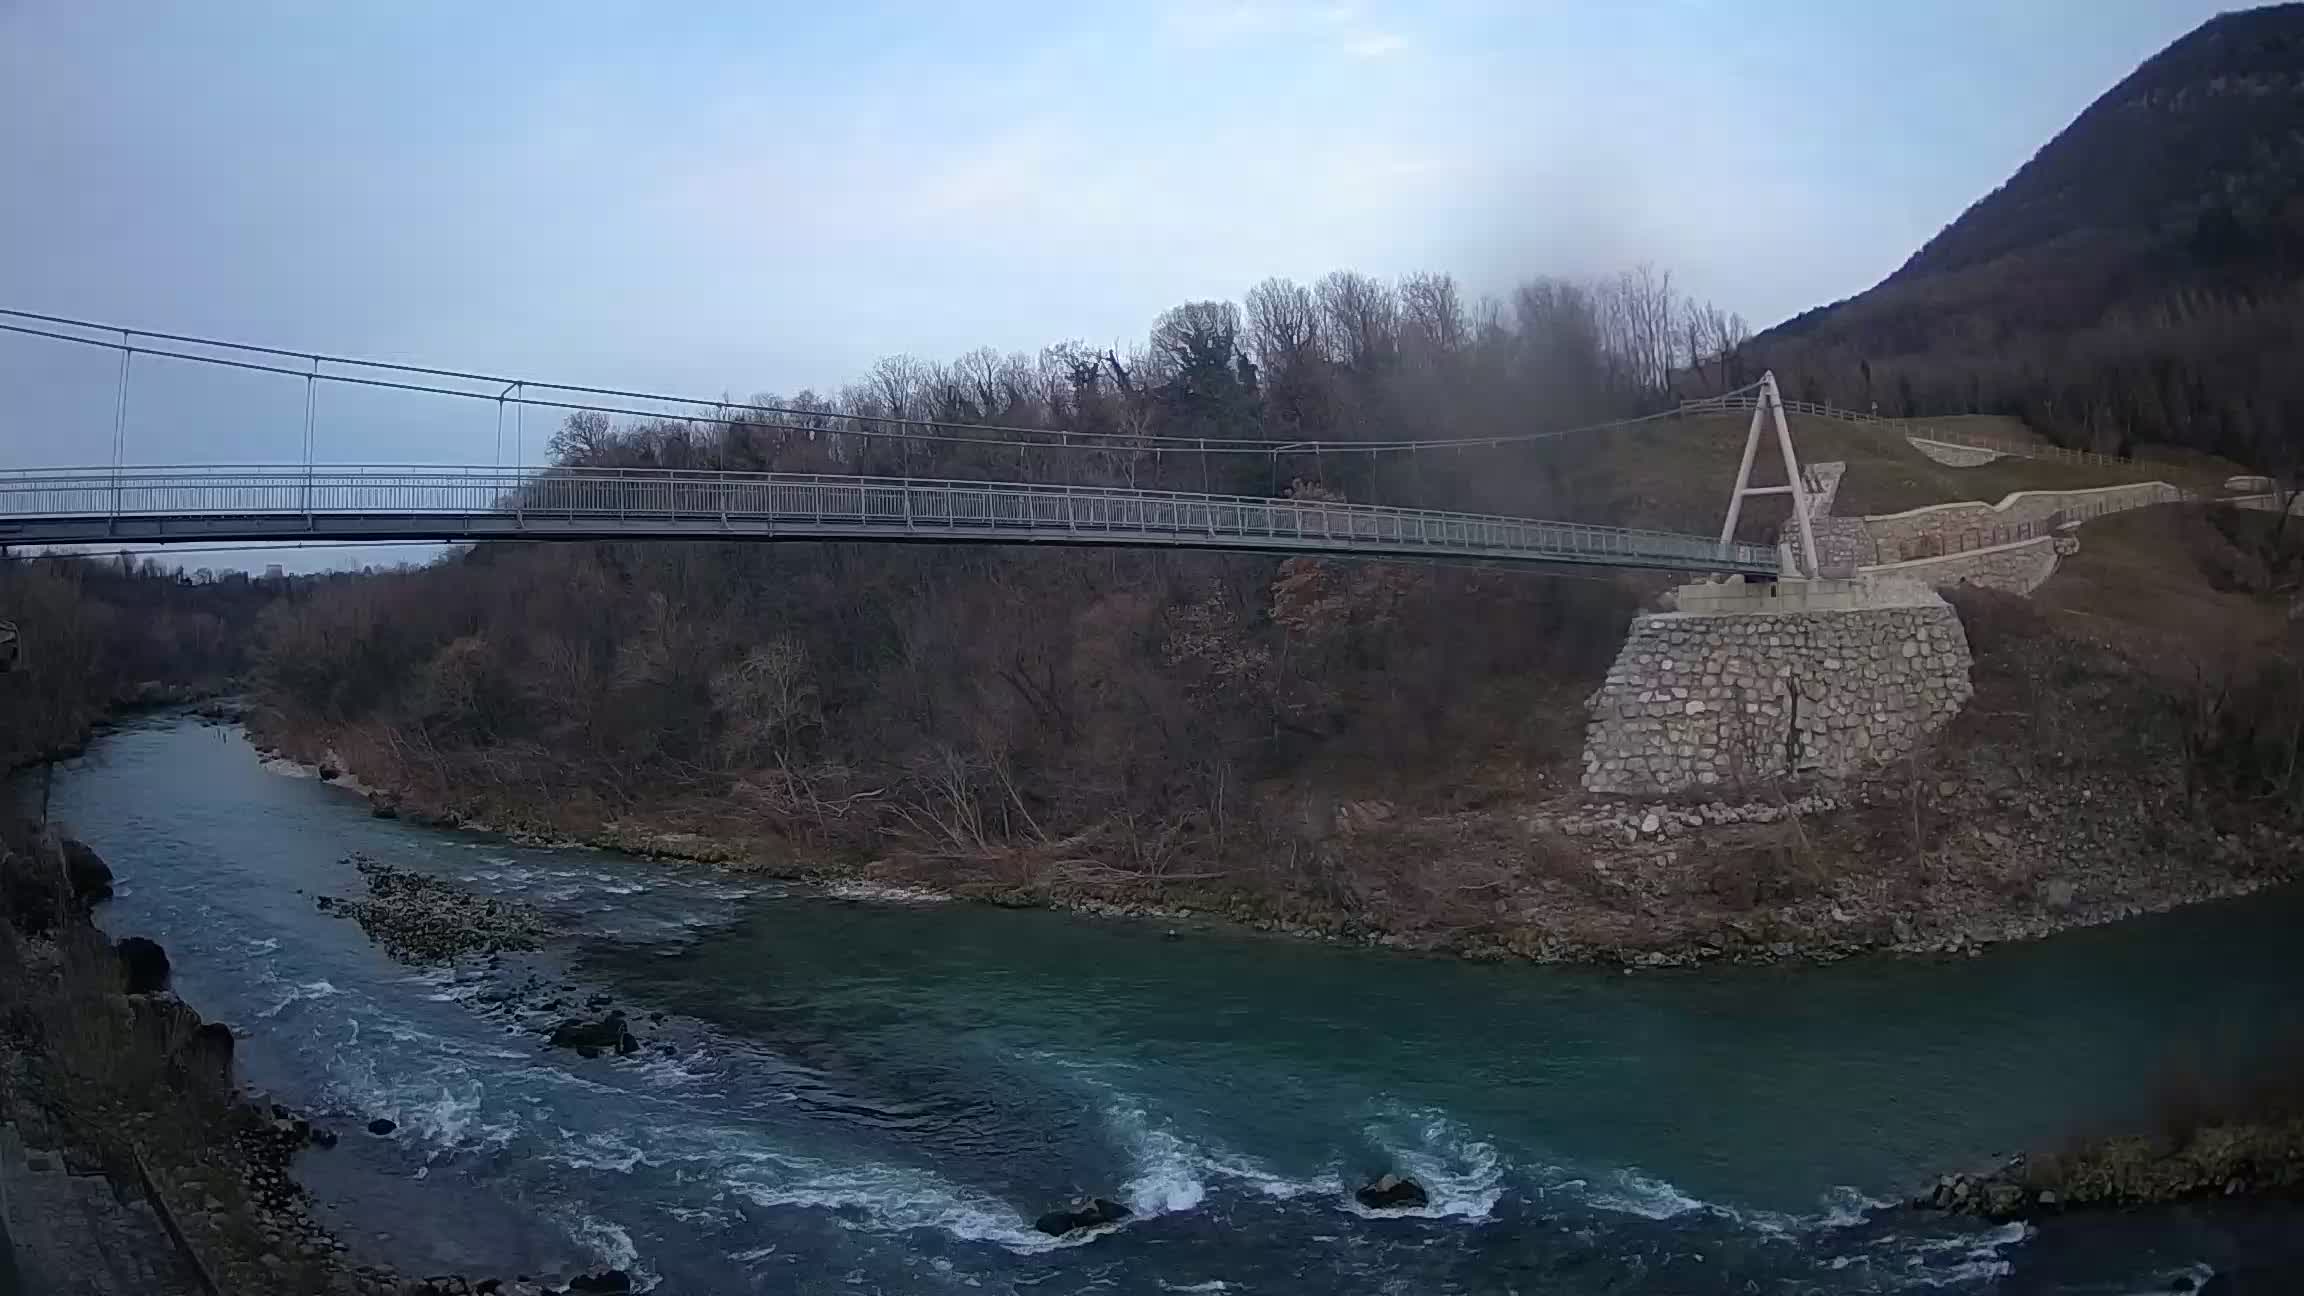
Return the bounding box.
[0,1123,201,1296]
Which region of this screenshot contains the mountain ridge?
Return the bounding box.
[1752,4,2304,466]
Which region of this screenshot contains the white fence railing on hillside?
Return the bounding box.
[1677,393,2137,471]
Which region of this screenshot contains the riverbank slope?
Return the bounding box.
[251,529,2304,968]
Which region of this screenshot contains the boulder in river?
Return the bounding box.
[116,935,171,993]
[60,838,112,902]
[564,1271,634,1294]
[1355,1173,1430,1210]
[1033,1197,1131,1236]
[367,1118,397,1136]
[549,1011,630,1053]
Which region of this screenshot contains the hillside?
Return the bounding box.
[1547,410,2228,542]
[1751,4,2304,470]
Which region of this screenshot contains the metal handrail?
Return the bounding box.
[0,463,1778,573]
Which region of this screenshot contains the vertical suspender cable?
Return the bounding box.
[303,357,317,521]
[110,332,132,526]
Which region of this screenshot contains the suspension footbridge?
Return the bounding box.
[0,311,1794,576]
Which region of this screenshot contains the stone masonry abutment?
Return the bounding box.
[1581,577,1974,795]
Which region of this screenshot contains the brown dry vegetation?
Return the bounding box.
[0,555,273,769]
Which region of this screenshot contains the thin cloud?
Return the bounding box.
[1341,31,1408,58]
[1161,0,1361,46]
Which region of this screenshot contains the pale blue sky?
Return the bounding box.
[0,0,2243,484]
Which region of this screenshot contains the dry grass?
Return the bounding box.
[1542,412,2232,540]
[2030,504,2291,677]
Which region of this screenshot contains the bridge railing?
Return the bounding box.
[0,464,1779,573]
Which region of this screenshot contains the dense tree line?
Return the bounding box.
[0,555,276,769]
[522,264,1749,520]
[252,264,1751,923]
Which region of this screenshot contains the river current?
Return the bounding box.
[26,715,2304,1292]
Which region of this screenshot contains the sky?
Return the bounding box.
[0,0,2246,566]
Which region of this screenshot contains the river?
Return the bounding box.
[26,714,2304,1293]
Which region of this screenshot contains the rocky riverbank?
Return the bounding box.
[1915,1118,2304,1222]
[251,718,2302,973]
[0,827,639,1296]
[244,569,2304,978]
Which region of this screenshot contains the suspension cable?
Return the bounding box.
[0,309,1762,460]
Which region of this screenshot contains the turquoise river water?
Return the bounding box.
[26,715,2304,1293]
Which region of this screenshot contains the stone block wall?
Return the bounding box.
[1813,517,1871,573]
[1859,535,2063,596]
[1582,582,1974,795]
[1861,482,2186,563]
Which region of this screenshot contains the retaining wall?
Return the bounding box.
[1582,579,1974,795]
[1857,481,2188,564]
[1858,534,2067,596]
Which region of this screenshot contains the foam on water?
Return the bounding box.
[257,978,341,1018]
[714,1145,1058,1252]
[563,1212,658,1290]
[1576,1165,1709,1221]
[1038,1057,1344,1217]
[1815,1184,1897,1229]
[1350,1106,1506,1221]
[1110,1102,1208,1216]
[405,1079,519,1156]
[823,879,952,904]
[1849,1219,2031,1290]
[1197,1147,1343,1202]
[551,1130,651,1174]
[630,1047,715,1089]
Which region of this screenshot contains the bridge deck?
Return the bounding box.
[0,466,1777,575]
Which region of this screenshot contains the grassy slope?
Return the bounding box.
[2032,503,2292,671]
[1543,412,2243,540]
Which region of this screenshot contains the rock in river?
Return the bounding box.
[316,854,542,962]
[116,935,171,993]
[548,1011,638,1055]
[1355,1173,1430,1210]
[1034,1198,1132,1236]
[367,1118,397,1136]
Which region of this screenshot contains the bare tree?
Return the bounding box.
[1244,277,1322,378]
[1399,271,1468,368]
[1315,270,1399,373]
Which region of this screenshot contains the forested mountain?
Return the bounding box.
[1754,4,2304,471]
